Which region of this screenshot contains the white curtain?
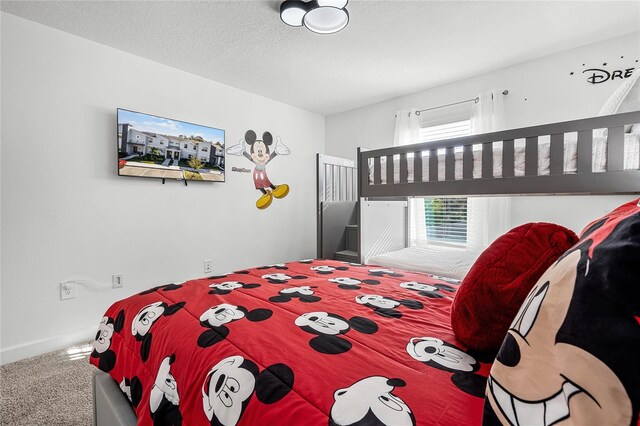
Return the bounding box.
[393,108,424,247]
[468,90,511,250]
[393,108,420,147]
[471,89,506,134]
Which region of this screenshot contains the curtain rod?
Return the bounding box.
[397,90,509,117]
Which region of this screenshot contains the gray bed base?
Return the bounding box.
[358,111,640,198]
[93,369,137,426]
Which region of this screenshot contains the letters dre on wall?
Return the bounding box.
[570,57,639,85]
[583,67,636,84]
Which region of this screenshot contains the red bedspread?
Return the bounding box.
[90,259,491,425]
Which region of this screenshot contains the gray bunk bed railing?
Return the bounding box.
[358,111,640,198]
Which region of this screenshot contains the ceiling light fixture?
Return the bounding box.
[280,0,349,35]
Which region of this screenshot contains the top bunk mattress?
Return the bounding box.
[89,259,491,426]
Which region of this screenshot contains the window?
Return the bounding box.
[419,119,471,143]
[184,144,188,148]
[413,118,472,246]
[202,147,208,152]
[423,197,467,245]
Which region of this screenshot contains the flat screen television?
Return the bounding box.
[117,108,225,182]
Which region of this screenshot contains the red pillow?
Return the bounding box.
[451,222,578,352]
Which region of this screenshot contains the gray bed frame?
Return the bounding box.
[95,111,639,425]
[358,111,640,198]
[93,369,136,426]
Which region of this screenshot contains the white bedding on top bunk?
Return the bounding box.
[367,246,478,281]
[370,132,640,184]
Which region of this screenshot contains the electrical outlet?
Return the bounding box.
[204,260,213,274]
[60,282,77,300]
[112,274,123,288]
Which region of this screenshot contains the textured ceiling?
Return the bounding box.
[2,1,639,115]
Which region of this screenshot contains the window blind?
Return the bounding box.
[416,119,472,246]
[423,197,468,245]
[419,119,471,143]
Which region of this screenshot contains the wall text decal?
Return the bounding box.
[569,57,638,85]
[582,68,635,84]
[232,167,252,173]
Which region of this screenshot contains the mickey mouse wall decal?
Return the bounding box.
[295,311,378,354]
[198,303,273,348]
[132,301,185,362]
[91,310,125,372]
[208,281,261,295]
[329,376,415,426]
[269,286,321,303]
[150,355,182,425]
[355,294,423,318]
[406,337,487,397]
[226,130,291,210]
[202,355,294,426]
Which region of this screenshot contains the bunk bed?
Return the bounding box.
[93,111,640,426]
[317,111,640,264]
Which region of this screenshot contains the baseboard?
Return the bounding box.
[0,326,97,365]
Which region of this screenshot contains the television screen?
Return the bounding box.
[117,108,225,182]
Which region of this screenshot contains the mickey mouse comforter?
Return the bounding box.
[90,260,491,426]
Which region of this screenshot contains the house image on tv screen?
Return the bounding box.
[117,109,225,182]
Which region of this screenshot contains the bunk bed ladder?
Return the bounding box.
[316,154,359,262]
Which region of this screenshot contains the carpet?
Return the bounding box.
[0,342,95,425]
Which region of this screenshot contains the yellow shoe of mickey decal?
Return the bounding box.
[256,191,273,210]
[272,184,290,199]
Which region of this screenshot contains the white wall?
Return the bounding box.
[326,32,640,233]
[0,13,324,363]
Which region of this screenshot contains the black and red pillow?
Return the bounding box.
[484,199,640,425]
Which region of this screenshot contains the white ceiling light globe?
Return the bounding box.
[280,1,308,27]
[317,0,348,9]
[303,7,349,34]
